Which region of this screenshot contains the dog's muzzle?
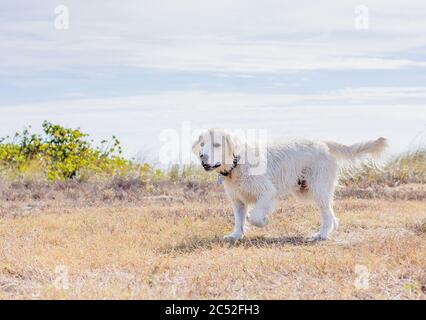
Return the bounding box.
[202,162,221,171]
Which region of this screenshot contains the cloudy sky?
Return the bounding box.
[1,0,425,161]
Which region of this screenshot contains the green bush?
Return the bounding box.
[0,121,134,180]
[0,121,211,183]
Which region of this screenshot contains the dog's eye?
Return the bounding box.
[213,143,221,147]
[200,142,205,147]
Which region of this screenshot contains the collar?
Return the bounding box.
[219,154,240,177]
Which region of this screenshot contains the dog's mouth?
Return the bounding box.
[202,162,221,171]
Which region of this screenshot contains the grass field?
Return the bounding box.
[0,181,425,299]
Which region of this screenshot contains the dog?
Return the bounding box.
[192,129,388,241]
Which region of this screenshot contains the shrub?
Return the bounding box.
[0,121,133,180]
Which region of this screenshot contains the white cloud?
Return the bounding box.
[3,86,426,111]
[1,87,425,158]
[1,0,426,73]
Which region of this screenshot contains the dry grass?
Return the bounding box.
[0,181,425,300]
[341,149,426,188]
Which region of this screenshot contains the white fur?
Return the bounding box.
[193,129,388,241]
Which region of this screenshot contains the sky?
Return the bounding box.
[0,0,425,162]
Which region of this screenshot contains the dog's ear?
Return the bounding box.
[192,135,202,156]
[225,132,240,157]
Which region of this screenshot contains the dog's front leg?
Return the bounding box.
[248,191,277,228]
[223,200,247,241]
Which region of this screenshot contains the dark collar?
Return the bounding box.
[219,154,240,177]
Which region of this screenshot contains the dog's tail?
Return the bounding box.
[326,137,388,161]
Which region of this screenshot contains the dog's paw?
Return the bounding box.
[223,233,243,242]
[247,215,269,228]
[332,217,340,231]
[312,232,328,241]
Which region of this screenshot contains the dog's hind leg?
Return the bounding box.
[247,190,277,228]
[313,205,339,240]
[224,199,247,241]
[310,162,339,240]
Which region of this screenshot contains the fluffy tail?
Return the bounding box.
[326,137,388,161]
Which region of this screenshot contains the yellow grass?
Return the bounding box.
[0,188,425,299]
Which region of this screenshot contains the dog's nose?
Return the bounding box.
[200,154,208,161]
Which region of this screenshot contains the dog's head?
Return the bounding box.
[192,129,238,172]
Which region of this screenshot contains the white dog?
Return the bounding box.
[192,129,388,241]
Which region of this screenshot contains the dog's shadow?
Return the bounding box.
[162,235,316,254]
